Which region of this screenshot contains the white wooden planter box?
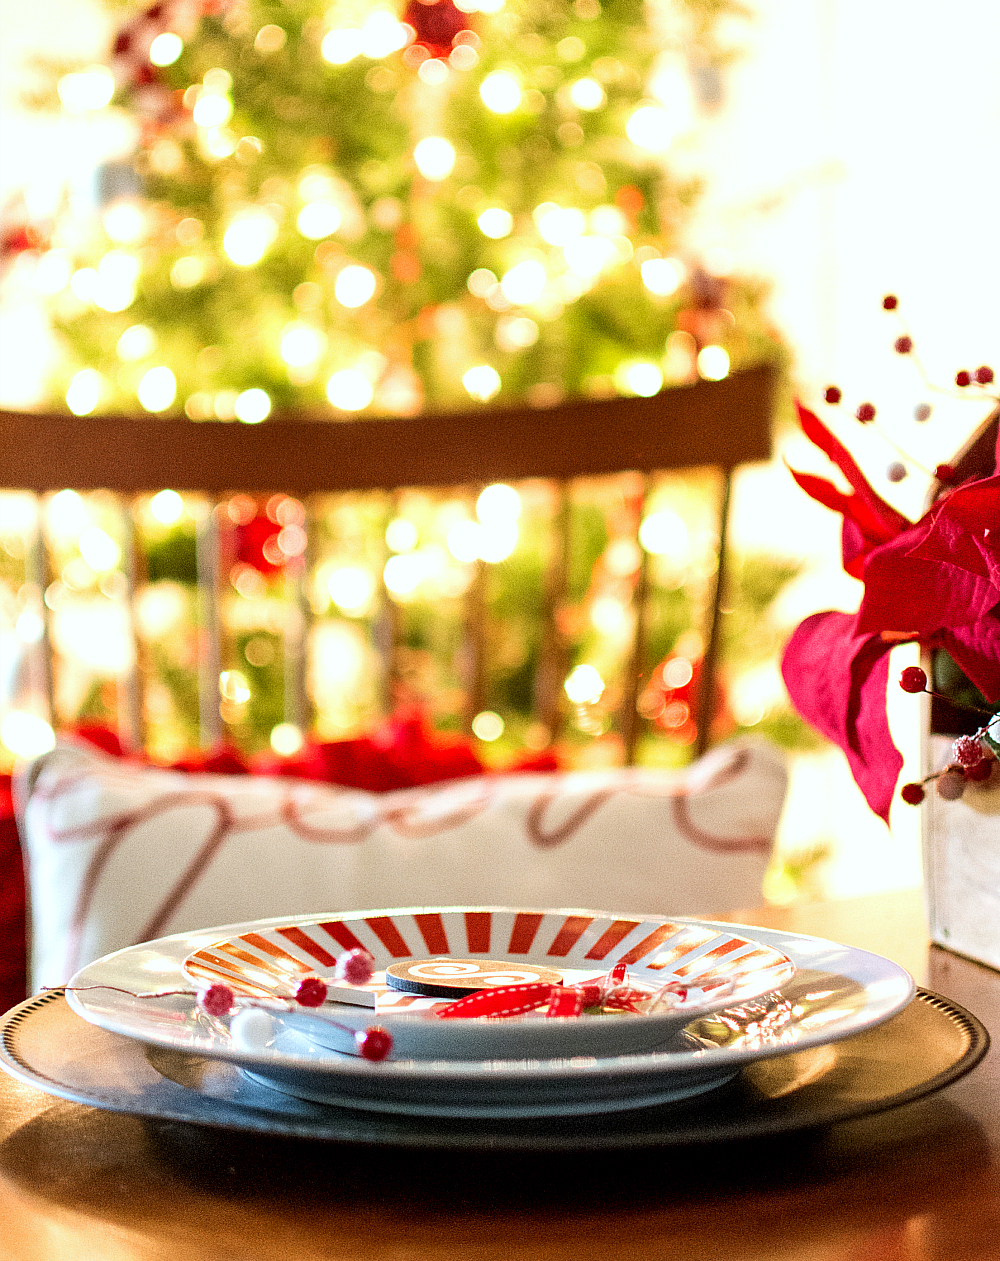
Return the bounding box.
[923,733,1000,972]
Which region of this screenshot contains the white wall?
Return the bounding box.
[695,0,999,899]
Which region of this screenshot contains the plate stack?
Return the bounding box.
[46,906,917,1120]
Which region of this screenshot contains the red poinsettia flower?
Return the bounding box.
[781,402,1000,821]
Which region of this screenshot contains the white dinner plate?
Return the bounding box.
[64,907,915,1118]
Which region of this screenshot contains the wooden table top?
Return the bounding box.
[1,887,997,1261]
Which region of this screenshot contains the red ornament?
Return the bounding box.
[295,976,328,1007]
[898,666,927,694]
[935,463,957,484]
[855,402,876,423]
[356,1026,393,1061]
[234,512,284,574]
[882,294,899,310]
[894,336,913,355]
[403,0,470,59]
[975,365,995,385]
[900,782,925,805]
[955,370,971,387]
[824,385,842,405]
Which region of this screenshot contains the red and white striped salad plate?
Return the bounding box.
[179,907,797,1060]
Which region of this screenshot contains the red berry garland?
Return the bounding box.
[855,402,876,423]
[900,783,925,805]
[824,385,842,405]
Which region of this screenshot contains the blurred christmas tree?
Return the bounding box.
[27,0,779,419]
[0,0,818,777]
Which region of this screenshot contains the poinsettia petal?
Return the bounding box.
[795,402,911,541]
[781,611,901,821]
[858,515,999,635]
[787,465,901,576]
[938,611,1000,702]
[841,518,867,578]
[907,476,1000,592]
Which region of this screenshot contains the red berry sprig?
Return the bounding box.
[899,666,927,693]
[897,669,998,804]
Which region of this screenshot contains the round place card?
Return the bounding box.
[385,958,564,998]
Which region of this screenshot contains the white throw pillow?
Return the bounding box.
[15,738,786,989]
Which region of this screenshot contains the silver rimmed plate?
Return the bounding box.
[63,907,915,1117]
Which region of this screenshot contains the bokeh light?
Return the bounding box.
[472,711,505,741]
[234,388,271,423]
[137,366,177,412]
[326,369,374,411]
[328,565,375,611]
[66,368,102,416]
[334,265,376,308]
[478,208,513,239]
[270,723,304,755]
[626,104,672,151]
[78,525,120,571]
[641,256,685,296]
[385,518,418,552]
[500,259,546,305]
[57,67,114,113]
[223,214,278,266]
[149,489,184,525]
[697,345,730,380]
[564,664,605,705]
[413,137,455,180]
[1,712,56,759]
[149,33,183,66]
[480,72,521,113]
[463,364,501,401]
[476,483,520,522]
[297,202,342,239]
[639,509,689,557]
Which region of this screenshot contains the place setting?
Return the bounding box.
[0,905,988,1150]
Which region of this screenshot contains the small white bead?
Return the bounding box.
[230,1007,277,1051]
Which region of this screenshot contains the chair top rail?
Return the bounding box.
[0,364,776,496]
